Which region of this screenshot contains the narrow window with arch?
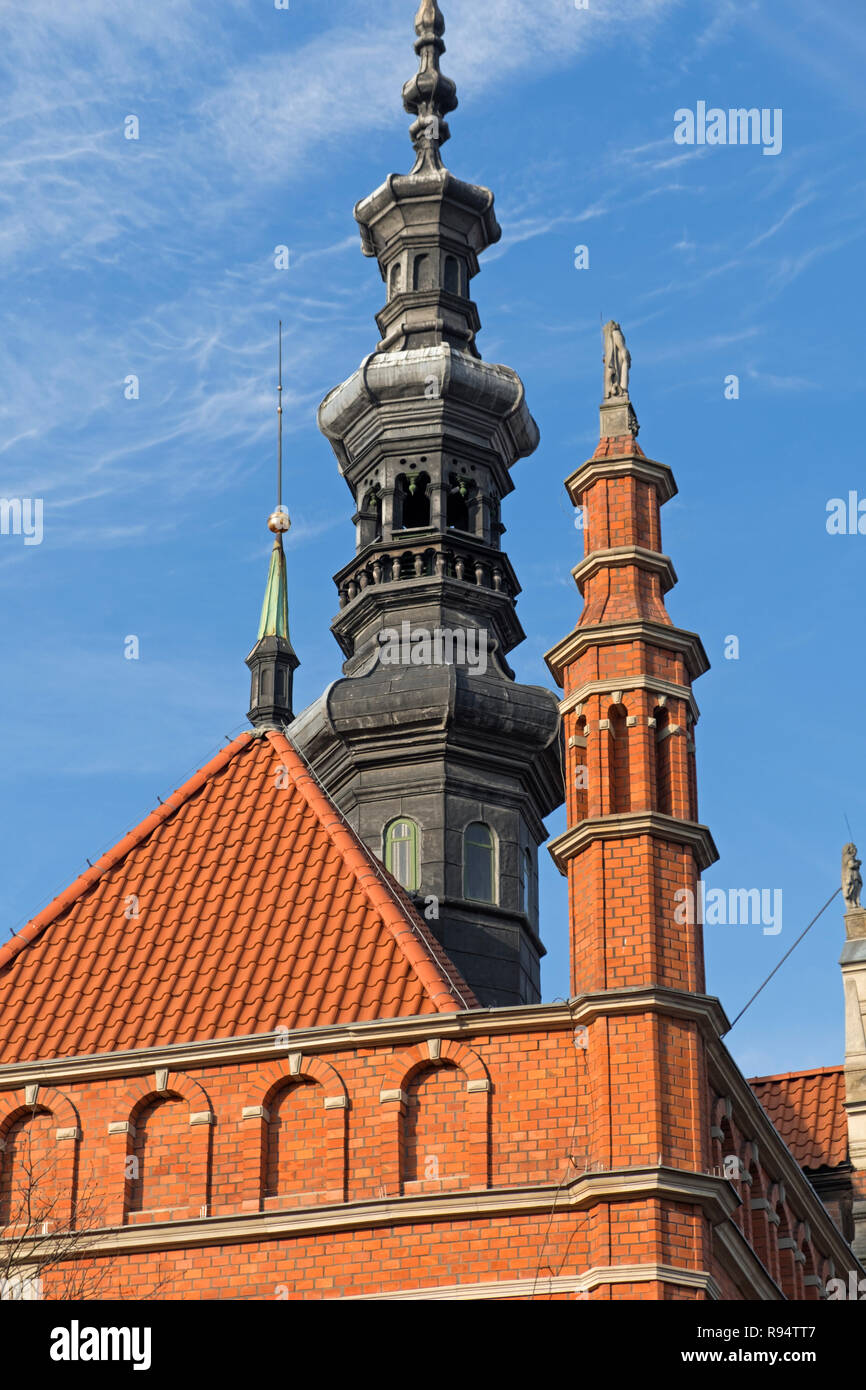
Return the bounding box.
[607,705,629,814]
[412,253,431,291]
[385,818,420,892]
[519,846,535,923]
[447,475,471,532]
[398,471,430,530]
[654,705,673,816]
[464,822,496,904]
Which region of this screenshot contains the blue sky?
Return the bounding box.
[1,0,864,1078]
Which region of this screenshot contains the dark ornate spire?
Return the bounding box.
[402,0,458,172]
[299,1,563,1008]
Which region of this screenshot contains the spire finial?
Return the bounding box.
[269,320,291,538]
[246,323,298,731]
[402,0,458,173]
[264,320,291,631]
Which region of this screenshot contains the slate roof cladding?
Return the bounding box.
[0,730,474,1063]
[749,1066,849,1172]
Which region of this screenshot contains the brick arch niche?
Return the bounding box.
[378,1039,491,1196]
[0,1085,80,1232]
[111,1070,214,1226]
[238,1054,348,1213]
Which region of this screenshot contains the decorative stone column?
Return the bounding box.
[840,843,866,1259]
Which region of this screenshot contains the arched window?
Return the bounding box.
[413,253,432,291]
[447,475,471,532]
[607,704,629,814]
[444,255,460,295]
[519,847,534,921]
[385,819,420,892]
[397,471,430,530]
[654,705,673,815]
[464,822,496,904]
[389,260,402,296]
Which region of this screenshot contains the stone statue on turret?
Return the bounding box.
[603,320,630,399]
[843,842,862,909]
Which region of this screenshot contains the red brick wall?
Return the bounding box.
[0,1110,58,1228]
[0,1020,846,1299]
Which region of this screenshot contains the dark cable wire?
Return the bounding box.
[722,887,841,1036]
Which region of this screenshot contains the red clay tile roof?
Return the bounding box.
[0,729,475,1063]
[749,1066,849,1172]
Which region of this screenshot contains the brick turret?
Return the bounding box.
[545,330,722,1297]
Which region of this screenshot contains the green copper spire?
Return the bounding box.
[257,531,290,640]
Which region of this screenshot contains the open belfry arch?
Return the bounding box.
[0,0,862,1300]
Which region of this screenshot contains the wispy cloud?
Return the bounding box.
[745,368,819,392]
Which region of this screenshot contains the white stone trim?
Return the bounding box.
[324,1096,348,1110]
[340,1263,722,1302]
[563,453,677,508]
[188,1112,214,1127]
[379,1089,407,1105]
[107,1122,135,1137]
[241,1107,269,1122]
[15,1170,738,1261]
[571,546,677,597]
[549,811,719,874]
[656,724,683,742]
[0,1003,577,1087]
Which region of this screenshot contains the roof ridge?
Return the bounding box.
[0,733,254,975]
[264,729,471,1013]
[749,1064,844,1085]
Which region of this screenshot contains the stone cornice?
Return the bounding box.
[571,546,677,596]
[548,811,719,874]
[559,675,700,724]
[0,995,733,1089]
[3,1167,741,1262]
[0,1004,578,1089]
[565,453,678,507]
[342,1263,721,1300]
[545,619,710,687]
[570,985,730,1039]
[706,1036,866,1279]
[0,990,734,1089]
[569,1165,739,1224]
